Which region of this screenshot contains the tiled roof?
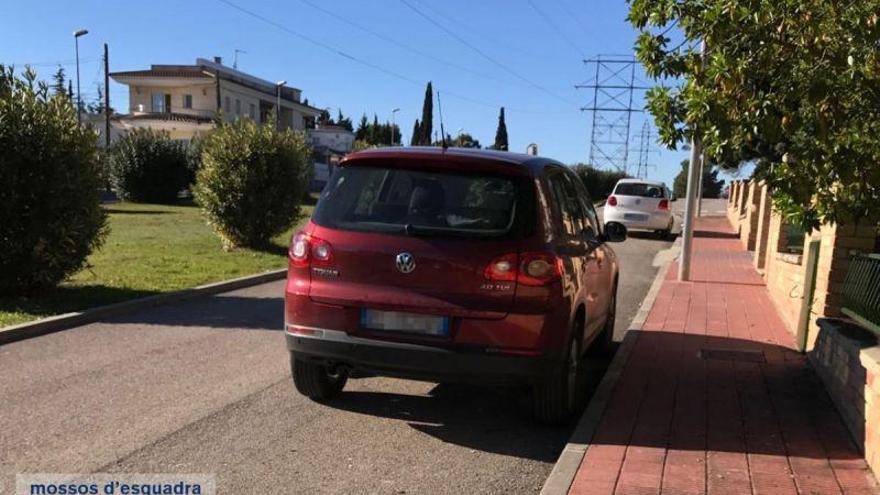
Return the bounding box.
[127,112,214,124]
[110,68,212,79]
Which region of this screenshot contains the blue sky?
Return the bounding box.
[0,0,743,187]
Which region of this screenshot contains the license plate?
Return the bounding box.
[624,213,648,221]
[361,309,449,336]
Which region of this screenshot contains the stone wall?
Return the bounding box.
[810,319,880,476]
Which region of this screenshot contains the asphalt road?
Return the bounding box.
[0,202,709,494]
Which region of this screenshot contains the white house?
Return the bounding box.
[109,57,323,140]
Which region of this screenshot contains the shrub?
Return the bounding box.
[571,164,629,202]
[108,128,190,203]
[0,67,106,294]
[193,119,312,249]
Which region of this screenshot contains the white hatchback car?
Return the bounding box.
[604,179,675,238]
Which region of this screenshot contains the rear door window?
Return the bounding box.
[547,173,587,237]
[614,182,666,198]
[313,165,530,238]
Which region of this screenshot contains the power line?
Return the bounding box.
[292,0,525,88]
[526,0,586,59]
[5,58,100,68]
[552,0,592,38]
[215,0,574,115]
[399,0,579,106]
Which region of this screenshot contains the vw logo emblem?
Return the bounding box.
[396,252,416,274]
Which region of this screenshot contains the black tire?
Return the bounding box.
[533,326,581,424]
[290,354,348,400]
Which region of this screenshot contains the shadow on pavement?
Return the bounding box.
[323,356,613,462]
[0,285,161,322]
[569,331,866,463]
[110,295,284,331]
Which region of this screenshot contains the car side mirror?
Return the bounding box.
[583,228,601,247]
[603,221,627,243]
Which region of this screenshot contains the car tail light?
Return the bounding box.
[484,253,518,281]
[289,232,333,267]
[607,195,617,207]
[519,252,562,286]
[658,199,669,210]
[484,252,561,286]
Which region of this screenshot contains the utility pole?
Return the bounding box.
[103,43,110,148]
[678,41,706,281]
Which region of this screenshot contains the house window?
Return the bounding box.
[235,99,241,116]
[224,96,231,113]
[151,93,166,113]
[249,103,256,119]
[182,94,192,109]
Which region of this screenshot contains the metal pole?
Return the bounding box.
[75,37,82,123]
[103,43,110,148]
[391,108,400,146]
[696,153,705,217]
[275,80,286,130]
[678,41,706,282]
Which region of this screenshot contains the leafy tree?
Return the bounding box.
[493,107,508,151]
[672,160,725,199]
[51,65,67,97]
[193,118,311,249]
[108,128,190,203]
[410,119,421,146]
[317,109,331,126]
[571,164,629,201]
[356,114,369,140]
[630,0,880,229]
[67,80,73,100]
[0,66,106,293]
[87,83,113,114]
[454,132,481,148]
[417,82,433,145]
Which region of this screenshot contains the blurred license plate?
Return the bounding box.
[361,309,449,336]
[624,213,648,221]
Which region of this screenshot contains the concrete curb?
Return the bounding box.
[0,268,287,346]
[539,240,679,495]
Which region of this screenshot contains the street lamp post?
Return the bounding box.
[275,80,286,130]
[391,108,400,146]
[73,28,89,124]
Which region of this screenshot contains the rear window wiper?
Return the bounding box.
[404,223,507,238]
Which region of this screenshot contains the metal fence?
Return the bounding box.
[842,254,880,335]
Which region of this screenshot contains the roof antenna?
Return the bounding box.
[437,90,448,149]
[233,49,247,70]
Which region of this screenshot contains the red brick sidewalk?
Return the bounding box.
[569,217,879,495]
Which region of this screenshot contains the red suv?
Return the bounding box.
[285,147,625,422]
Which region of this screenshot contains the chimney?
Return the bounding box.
[214,56,222,65]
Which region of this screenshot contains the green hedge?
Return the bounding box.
[0,67,106,294]
[108,128,191,203]
[193,119,312,249]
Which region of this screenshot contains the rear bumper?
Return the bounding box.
[285,325,560,385]
[604,208,672,230]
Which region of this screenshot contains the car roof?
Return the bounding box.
[343,146,564,175]
[615,178,666,187]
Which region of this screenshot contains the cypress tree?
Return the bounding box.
[51,66,67,97]
[419,82,433,145]
[410,119,420,146]
[493,107,508,151]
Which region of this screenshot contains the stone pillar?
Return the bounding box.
[753,182,772,271]
[739,181,761,251]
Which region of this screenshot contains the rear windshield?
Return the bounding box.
[312,165,532,238]
[614,182,666,198]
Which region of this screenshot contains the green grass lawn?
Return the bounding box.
[0,202,312,328]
